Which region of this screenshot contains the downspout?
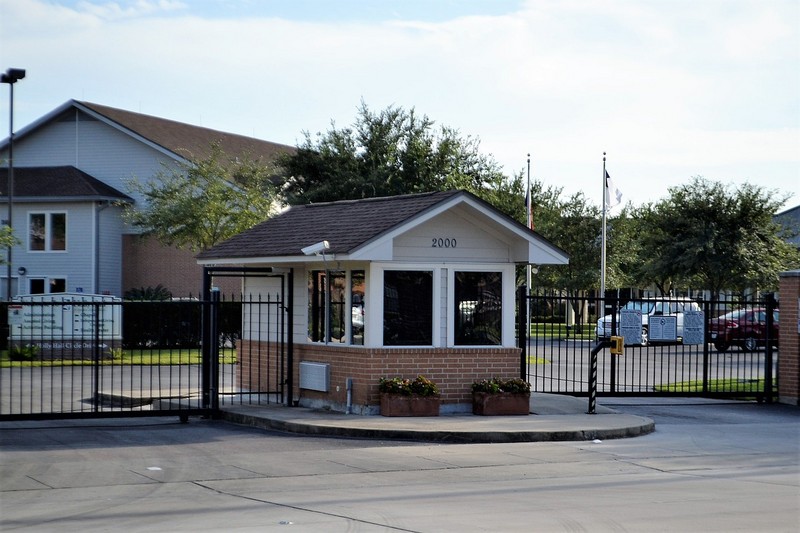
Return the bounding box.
[94,201,110,294]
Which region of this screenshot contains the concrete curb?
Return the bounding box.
[219,408,655,443]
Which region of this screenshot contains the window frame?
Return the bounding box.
[381,268,435,347]
[453,270,503,346]
[307,268,364,345]
[28,277,67,295]
[28,211,67,252]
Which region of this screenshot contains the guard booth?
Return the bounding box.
[198,190,568,414]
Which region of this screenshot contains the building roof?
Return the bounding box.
[2,100,295,165]
[0,166,132,202]
[775,204,800,247]
[198,190,569,265]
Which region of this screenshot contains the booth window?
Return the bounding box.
[309,270,365,345]
[351,270,365,345]
[308,270,346,343]
[383,270,433,346]
[454,271,502,345]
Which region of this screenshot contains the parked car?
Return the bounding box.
[596,298,702,345]
[709,308,779,352]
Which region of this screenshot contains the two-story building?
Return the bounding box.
[0,100,293,298]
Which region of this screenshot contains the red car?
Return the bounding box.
[709,308,779,352]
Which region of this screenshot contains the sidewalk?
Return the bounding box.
[219,393,655,443]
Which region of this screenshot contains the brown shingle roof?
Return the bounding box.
[77,101,295,163]
[0,166,132,201]
[198,190,462,259]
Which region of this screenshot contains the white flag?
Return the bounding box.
[605,171,622,209]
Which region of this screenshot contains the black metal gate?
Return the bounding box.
[0,268,290,421]
[519,291,778,402]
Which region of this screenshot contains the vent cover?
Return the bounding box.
[299,361,330,392]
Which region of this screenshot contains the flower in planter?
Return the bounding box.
[378,375,439,397]
[471,377,531,394]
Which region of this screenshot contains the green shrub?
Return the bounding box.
[9,344,39,361]
[378,375,439,397]
[472,377,531,394]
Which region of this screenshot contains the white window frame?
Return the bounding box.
[447,264,516,347]
[28,211,67,252]
[28,276,67,295]
[372,263,441,348]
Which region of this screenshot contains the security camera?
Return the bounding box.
[301,240,330,255]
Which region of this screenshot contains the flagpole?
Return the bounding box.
[600,152,607,311]
[526,153,532,291]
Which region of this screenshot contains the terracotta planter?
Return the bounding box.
[472,392,530,416]
[380,394,440,417]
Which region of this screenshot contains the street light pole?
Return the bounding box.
[2,68,25,301]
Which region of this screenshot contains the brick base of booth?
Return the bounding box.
[238,343,522,414]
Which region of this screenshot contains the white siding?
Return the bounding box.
[393,210,512,262]
[439,268,448,345]
[13,109,181,213]
[4,107,190,297]
[97,204,125,295]
[243,273,290,343]
[1,201,94,294]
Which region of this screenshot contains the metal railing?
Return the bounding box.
[0,293,287,421]
[519,291,778,402]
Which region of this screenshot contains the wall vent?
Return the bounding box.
[299,361,330,392]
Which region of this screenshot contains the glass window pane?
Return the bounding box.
[50,278,66,293]
[29,214,45,251]
[328,271,345,343]
[30,279,45,294]
[454,271,502,346]
[308,271,325,342]
[307,270,346,343]
[50,214,66,251]
[383,270,432,346]
[351,270,365,345]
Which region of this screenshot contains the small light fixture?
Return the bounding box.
[17,266,26,276]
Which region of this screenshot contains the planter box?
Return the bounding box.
[380,394,440,417]
[472,392,530,416]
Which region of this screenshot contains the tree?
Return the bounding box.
[636,177,799,297]
[0,226,18,263]
[123,143,279,251]
[278,101,523,216]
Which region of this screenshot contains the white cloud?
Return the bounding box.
[1,0,798,208]
[75,0,187,20]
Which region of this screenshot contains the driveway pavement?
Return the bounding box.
[1,397,797,532]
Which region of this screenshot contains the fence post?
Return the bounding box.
[518,285,528,380]
[93,302,101,413]
[209,289,221,413]
[201,270,212,411]
[588,341,606,414]
[764,292,776,404]
[703,297,712,394]
[286,269,295,407]
[609,294,617,393]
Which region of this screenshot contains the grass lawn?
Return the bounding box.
[529,323,594,339]
[0,348,238,367]
[527,356,549,364]
[655,378,773,396]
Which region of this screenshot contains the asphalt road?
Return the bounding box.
[1,398,797,532]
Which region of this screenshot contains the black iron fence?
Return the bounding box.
[0,293,286,421]
[519,291,779,402]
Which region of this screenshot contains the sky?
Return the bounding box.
[1,0,798,211]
